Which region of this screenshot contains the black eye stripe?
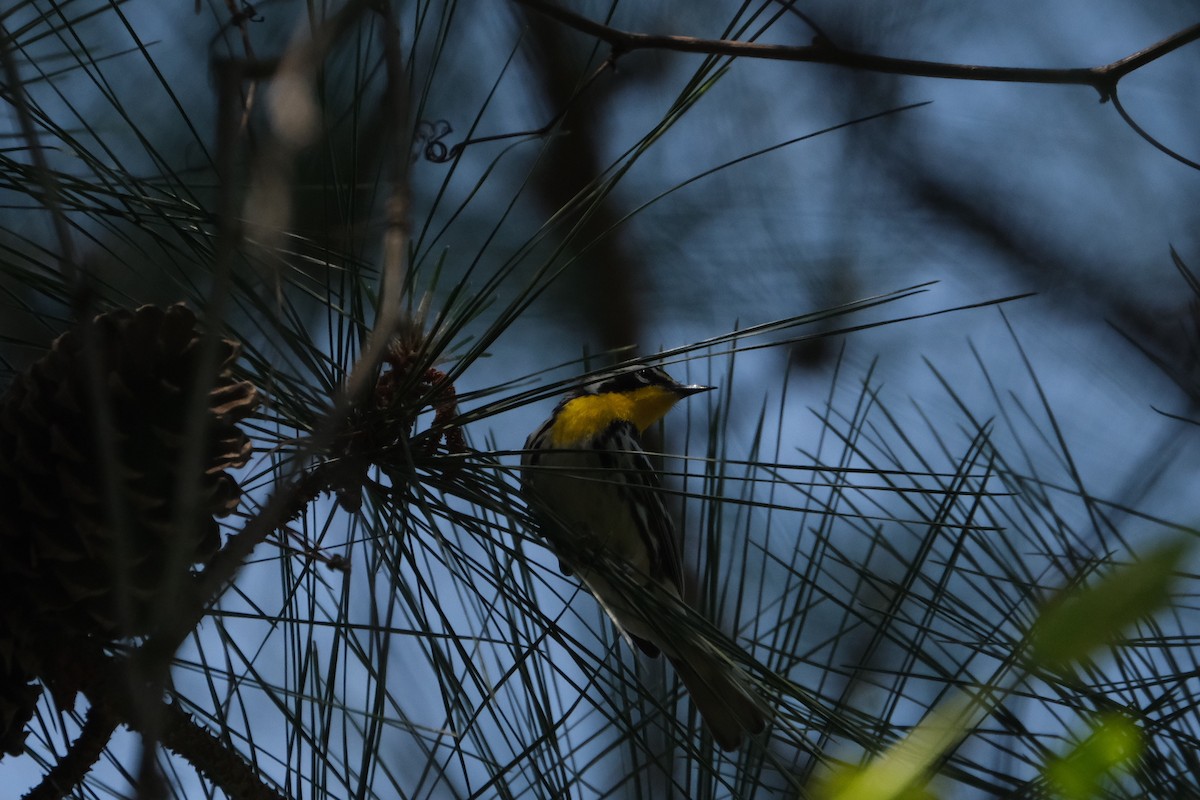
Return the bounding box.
[592,365,674,394]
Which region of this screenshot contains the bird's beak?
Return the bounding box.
[674,383,715,397]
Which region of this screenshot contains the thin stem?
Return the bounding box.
[513,0,1200,101]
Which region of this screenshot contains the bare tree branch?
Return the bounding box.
[513,0,1200,102]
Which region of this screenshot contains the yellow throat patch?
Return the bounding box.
[549,385,680,448]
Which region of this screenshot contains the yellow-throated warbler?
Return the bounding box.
[521,364,768,750]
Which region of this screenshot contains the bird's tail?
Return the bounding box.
[669,643,769,751]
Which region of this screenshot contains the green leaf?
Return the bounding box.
[1044,713,1144,800]
[815,695,984,800]
[1029,539,1189,670]
[818,764,940,800]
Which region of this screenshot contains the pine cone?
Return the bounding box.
[0,611,40,757]
[0,304,259,651]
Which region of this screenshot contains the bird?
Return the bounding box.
[521,363,768,750]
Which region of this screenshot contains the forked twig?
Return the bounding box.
[514,0,1200,97]
[513,1,1200,167]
